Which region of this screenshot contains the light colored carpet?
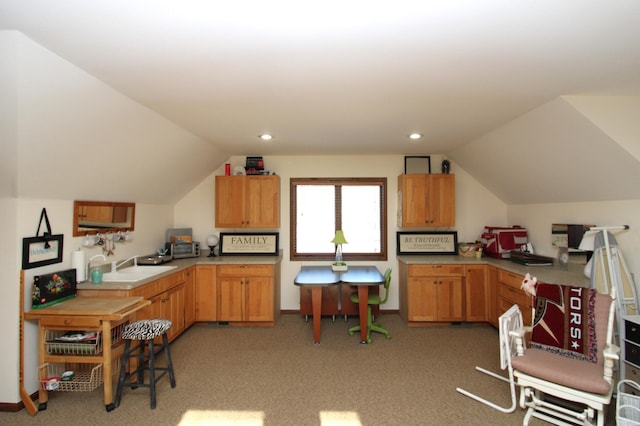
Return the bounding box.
[1,314,616,425]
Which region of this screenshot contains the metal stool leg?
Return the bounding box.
[162,333,176,388]
[114,340,131,408]
[148,339,156,409]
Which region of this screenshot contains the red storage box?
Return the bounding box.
[480,226,528,259]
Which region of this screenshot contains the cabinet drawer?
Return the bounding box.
[500,283,530,306]
[40,317,102,328]
[626,319,640,345]
[625,363,640,394]
[498,270,524,289]
[218,264,273,277]
[626,340,640,367]
[409,264,463,277]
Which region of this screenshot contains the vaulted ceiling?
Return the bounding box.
[2,1,640,204]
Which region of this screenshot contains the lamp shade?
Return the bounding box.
[331,230,348,245]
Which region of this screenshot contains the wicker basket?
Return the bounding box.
[39,359,119,392]
[617,379,640,426]
[458,242,481,257]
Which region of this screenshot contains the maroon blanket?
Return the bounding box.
[530,283,597,363]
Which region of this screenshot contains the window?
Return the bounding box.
[290,177,387,261]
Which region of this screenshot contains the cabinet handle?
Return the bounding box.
[432,265,442,269]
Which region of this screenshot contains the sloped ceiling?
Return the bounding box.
[2,2,640,204]
[450,97,640,204]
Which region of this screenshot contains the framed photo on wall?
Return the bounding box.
[404,156,431,174]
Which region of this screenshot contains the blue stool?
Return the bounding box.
[115,319,176,409]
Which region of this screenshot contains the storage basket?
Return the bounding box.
[617,379,640,425]
[45,330,102,355]
[39,362,105,392]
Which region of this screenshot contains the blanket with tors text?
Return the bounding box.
[530,283,598,363]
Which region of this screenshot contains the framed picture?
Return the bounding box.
[404,156,431,174]
[31,268,77,309]
[22,234,64,269]
[219,232,279,256]
[397,231,458,255]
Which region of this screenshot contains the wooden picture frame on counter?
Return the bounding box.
[219,232,279,256]
[397,231,458,255]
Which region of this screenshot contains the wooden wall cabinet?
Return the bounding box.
[79,205,128,224]
[215,175,280,228]
[195,265,217,321]
[498,269,532,325]
[397,174,455,227]
[217,264,280,325]
[464,264,489,322]
[400,264,464,324]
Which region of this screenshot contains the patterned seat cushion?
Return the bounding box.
[122,319,173,340]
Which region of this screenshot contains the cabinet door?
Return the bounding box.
[399,174,427,227]
[437,277,464,321]
[82,205,114,223]
[486,266,499,327]
[218,277,244,321]
[245,276,274,322]
[464,265,488,322]
[184,267,196,327]
[427,174,455,227]
[166,284,185,342]
[215,176,246,227]
[195,266,217,321]
[246,176,280,228]
[407,277,438,321]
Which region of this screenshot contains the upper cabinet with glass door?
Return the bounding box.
[73,200,136,236]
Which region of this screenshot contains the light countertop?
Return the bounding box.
[397,254,590,287]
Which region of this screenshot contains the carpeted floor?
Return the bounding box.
[1,314,617,425]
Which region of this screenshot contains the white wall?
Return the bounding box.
[509,200,640,279]
[174,154,507,311]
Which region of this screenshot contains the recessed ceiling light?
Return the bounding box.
[259,134,273,141]
[409,133,423,140]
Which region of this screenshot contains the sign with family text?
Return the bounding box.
[219,232,279,256]
[396,231,458,255]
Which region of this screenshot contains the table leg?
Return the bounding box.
[102,320,114,410]
[311,287,323,344]
[357,286,369,343]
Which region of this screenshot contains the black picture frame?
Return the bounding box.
[396,231,458,255]
[22,234,64,269]
[404,156,431,174]
[219,232,279,256]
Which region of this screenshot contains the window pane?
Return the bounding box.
[296,185,334,253]
[342,186,381,253]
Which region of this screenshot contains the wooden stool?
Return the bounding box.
[115,319,176,409]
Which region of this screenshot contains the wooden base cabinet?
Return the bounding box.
[217,264,280,325]
[400,264,464,325]
[195,265,217,321]
[486,266,499,327]
[78,269,187,343]
[498,269,532,325]
[184,266,196,327]
[464,264,489,322]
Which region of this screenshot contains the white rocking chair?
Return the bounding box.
[456,304,523,413]
[511,286,619,426]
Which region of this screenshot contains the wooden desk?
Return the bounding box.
[294,267,340,344]
[294,266,384,344]
[24,296,150,411]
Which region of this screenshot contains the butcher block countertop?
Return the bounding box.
[24,296,150,319]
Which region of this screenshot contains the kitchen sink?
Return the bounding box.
[102,265,177,282]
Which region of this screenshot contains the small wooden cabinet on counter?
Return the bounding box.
[397,174,455,227]
[78,269,188,343]
[399,263,464,325]
[217,264,281,325]
[215,175,280,228]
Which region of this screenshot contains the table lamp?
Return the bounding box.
[331,230,348,271]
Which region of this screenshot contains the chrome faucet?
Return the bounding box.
[86,254,107,282]
[112,255,139,272]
